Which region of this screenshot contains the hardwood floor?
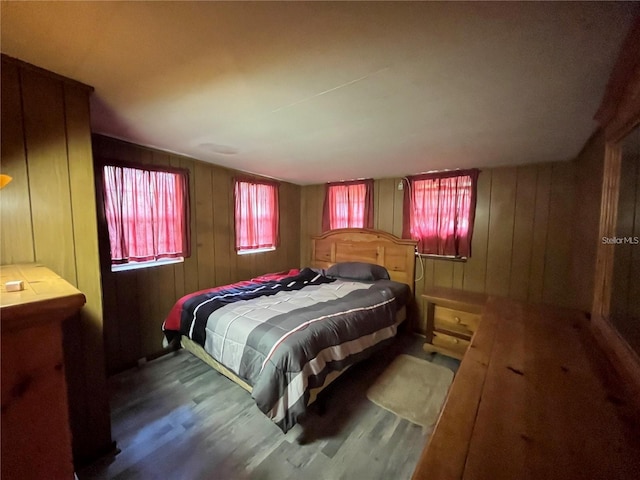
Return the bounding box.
[78,332,459,480]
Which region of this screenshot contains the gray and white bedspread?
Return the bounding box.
[165,268,410,432]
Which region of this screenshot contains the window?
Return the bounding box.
[234,178,279,253]
[403,169,479,257]
[102,164,190,268]
[322,179,374,231]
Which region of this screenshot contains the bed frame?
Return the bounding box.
[310,228,417,292]
[181,228,417,408]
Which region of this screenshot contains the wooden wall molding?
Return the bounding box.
[591,144,621,319]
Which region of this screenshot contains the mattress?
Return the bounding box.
[163,267,411,432]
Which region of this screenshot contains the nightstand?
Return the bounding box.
[422,288,487,359]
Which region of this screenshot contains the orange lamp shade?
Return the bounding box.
[0,174,13,189]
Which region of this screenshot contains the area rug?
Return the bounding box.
[366,354,454,429]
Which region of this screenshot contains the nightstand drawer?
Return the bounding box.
[434,305,479,337]
[432,331,470,358]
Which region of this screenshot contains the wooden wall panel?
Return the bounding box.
[509,166,537,301]
[21,70,77,284]
[194,163,217,289]
[115,270,140,369]
[299,162,579,334]
[0,55,111,464]
[433,259,454,289]
[0,62,34,264]
[377,178,396,233]
[169,155,187,300]
[543,162,575,306]
[570,132,605,312]
[462,169,492,293]
[299,184,324,267]
[528,164,552,303]
[181,157,200,295]
[485,167,517,297]
[213,169,233,287]
[93,136,301,374]
[63,85,111,460]
[392,181,404,238]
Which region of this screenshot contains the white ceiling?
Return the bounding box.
[1,2,637,185]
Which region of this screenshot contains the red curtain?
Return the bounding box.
[103,165,190,264]
[402,170,479,256]
[234,179,279,251]
[322,179,374,231]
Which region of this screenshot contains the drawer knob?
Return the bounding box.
[454,316,461,324]
[453,338,459,344]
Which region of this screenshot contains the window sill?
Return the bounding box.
[237,247,276,256]
[111,257,184,272]
[416,253,468,262]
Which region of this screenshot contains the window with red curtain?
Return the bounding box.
[322,179,374,231]
[103,164,190,265]
[403,170,479,257]
[234,178,279,252]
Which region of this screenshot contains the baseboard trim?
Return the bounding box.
[590,314,640,406]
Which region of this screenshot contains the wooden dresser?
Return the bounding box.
[422,288,487,359]
[412,296,640,479]
[1,264,85,480]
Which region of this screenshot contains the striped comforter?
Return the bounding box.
[163,268,410,432]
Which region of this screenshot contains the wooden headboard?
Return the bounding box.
[310,228,417,292]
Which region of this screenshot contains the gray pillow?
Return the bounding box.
[325,262,390,281]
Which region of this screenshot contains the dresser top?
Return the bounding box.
[0,264,85,332]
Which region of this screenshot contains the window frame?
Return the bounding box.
[233,177,280,254]
[322,179,374,232]
[403,169,479,259]
[100,160,191,270]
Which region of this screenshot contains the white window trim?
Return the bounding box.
[111,257,184,272]
[237,246,276,256]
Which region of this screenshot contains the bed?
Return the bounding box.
[163,228,417,432]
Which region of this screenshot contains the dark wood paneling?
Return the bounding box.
[0,56,111,464]
[213,169,233,287]
[462,169,492,294]
[485,167,517,297]
[194,163,216,289]
[93,136,301,374]
[300,163,578,334]
[181,157,200,295]
[570,133,605,312]
[528,164,552,303]
[509,166,537,301]
[543,162,575,306]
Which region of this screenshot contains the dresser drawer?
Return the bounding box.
[432,331,470,358]
[434,305,479,338]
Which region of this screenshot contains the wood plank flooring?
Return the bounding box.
[78,333,459,480]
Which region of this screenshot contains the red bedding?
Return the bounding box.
[162,269,301,332]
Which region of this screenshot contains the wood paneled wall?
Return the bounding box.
[300,162,577,333]
[570,132,606,312]
[92,136,301,374]
[0,56,111,464]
